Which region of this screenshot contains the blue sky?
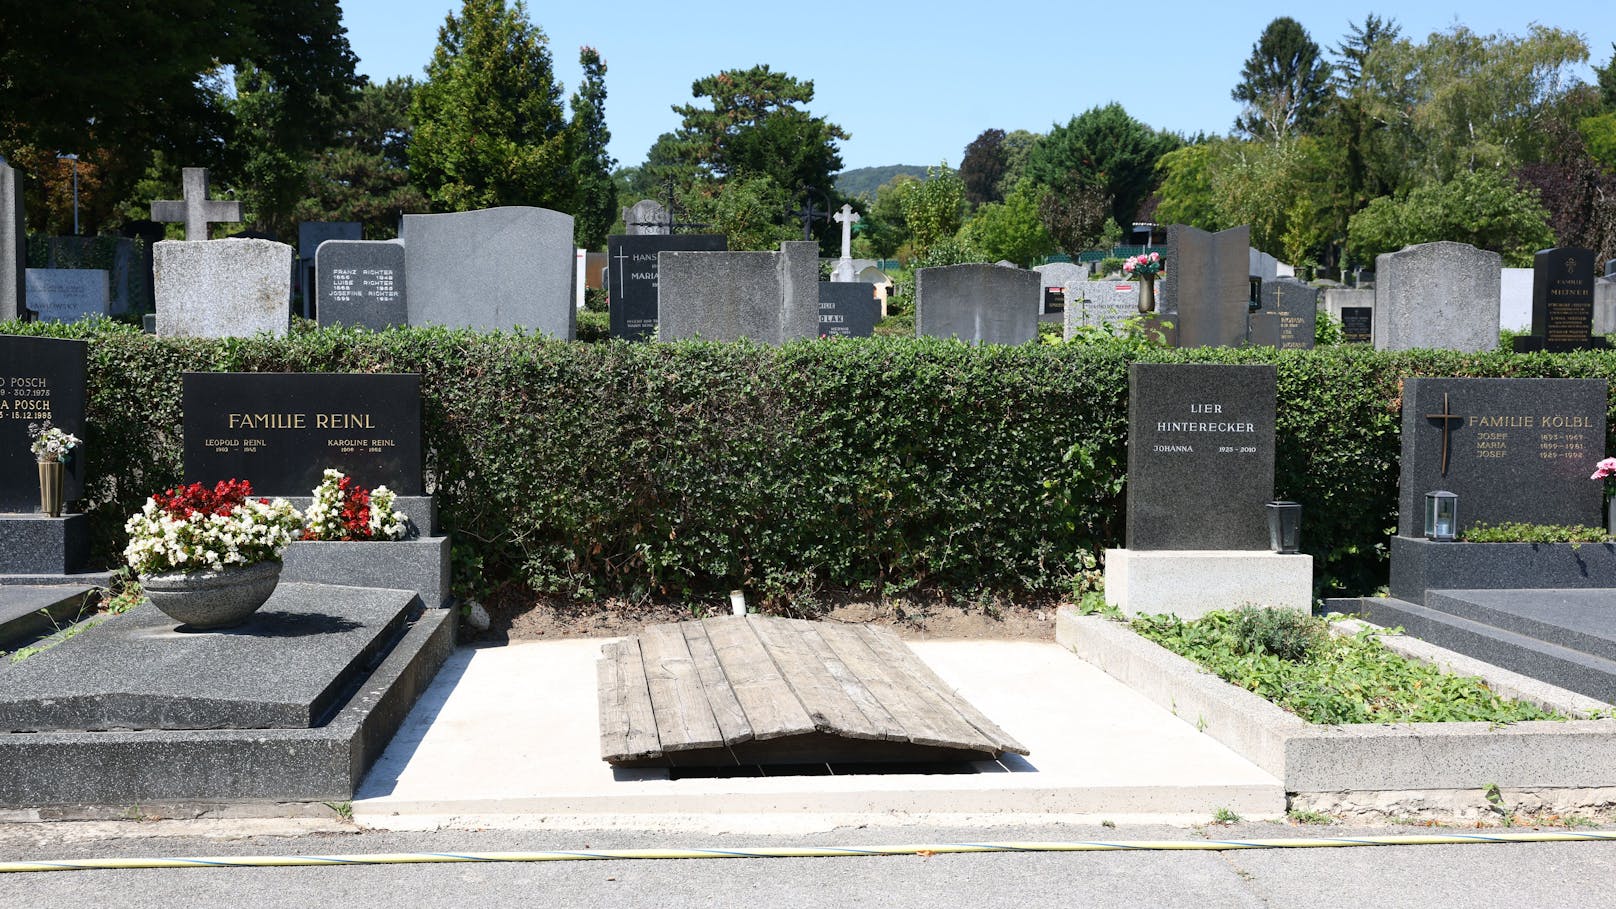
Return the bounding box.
[341,1,1616,172]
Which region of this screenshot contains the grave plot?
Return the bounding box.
[599,616,1027,768]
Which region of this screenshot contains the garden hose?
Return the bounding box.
[3,830,1615,874]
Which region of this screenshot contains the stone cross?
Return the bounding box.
[830,204,861,283]
[150,168,243,241]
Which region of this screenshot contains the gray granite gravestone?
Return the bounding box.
[1597,278,1616,336]
[24,269,110,322]
[315,240,406,330]
[296,221,362,317]
[1249,248,1279,283]
[153,238,292,338]
[1125,363,1277,551]
[1396,377,1606,537]
[0,159,23,321]
[401,206,575,338]
[817,282,880,337]
[607,233,727,340]
[1248,277,1318,349]
[623,199,670,235]
[119,219,165,314]
[1512,247,1606,352]
[1374,241,1500,352]
[657,241,819,342]
[0,336,86,512]
[914,263,1039,345]
[1062,279,1140,336]
[1163,224,1251,347]
[1606,259,1616,278]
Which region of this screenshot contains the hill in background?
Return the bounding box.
[834,165,930,199]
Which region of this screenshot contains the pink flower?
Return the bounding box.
[1123,260,1135,272]
[1591,457,1616,480]
[1149,252,1161,263]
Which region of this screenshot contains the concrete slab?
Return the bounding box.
[0,585,94,647]
[353,637,1284,831]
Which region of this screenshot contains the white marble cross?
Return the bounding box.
[833,204,860,260]
[150,168,243,241]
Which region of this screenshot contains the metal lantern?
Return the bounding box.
[1265,501,1302,553]
[1424,491,1458,542]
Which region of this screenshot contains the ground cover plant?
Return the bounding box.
[1131,607,1564,724]
[1460,522,1611,543]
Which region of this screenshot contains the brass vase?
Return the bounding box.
[38,460,64,517]
[1137,278,1157,314]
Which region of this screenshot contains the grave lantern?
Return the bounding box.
[1264,501,1302,553]
[1424,490,1458,541]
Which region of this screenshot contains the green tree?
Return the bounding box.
[1346,168,1554,266]
[961,181,1056,264]
[1037,183,1112,255]
[860,174,919,259]
[1328,15,1404,212]
[1232,17,1332,142]
[1594,43,1616,110]
[297,77,429,237]
[959,129,1007,207]
[409,0,575,212]
[569,46,616,249]
[902,164,966,254]
[996,129,1041,197]
[679,174,796,251]
[669,65,846,195]
[1023,104,1180,234]
[1153,143,1223,231]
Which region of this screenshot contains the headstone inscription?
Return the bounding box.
[315,240,406,330]
[1062,280,1139,337]
[0,336,86,511]
[1374,241,1499,352]
[606,233,727,340]
[1125,363,1277,551]
[1163,224,1251,348]
[1248,278,1318,349]
[914,263,1039,345]
[0,158,24,322]
[1396,378,1606,537]
[401,207,576,338]
[1512,247,1606,352]
[817,282,880,337]
[25,268,110,322]
[1042,287,1065,315]
[182,372,423,497]
[1340,306,1373,343]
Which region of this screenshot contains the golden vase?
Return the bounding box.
[38,460,64,517]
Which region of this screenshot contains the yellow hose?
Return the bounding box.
[3,831,1615,874]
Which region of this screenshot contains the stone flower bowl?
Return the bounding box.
[142,560,283,630]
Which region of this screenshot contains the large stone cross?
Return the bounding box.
[833,204,860,260]
[150,168,243,241]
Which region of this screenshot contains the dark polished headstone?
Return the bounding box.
[606,233,726,340]
[183,372,423,496]
[1125,363,1277,550]
[1163,225,1251,348]
[297,221,363,318]
[1396,377,1606,537]
[316,240,406,330]
[1513,247,1607,352]
[1249,277,1318,349]
[817,282,880,338]
[1340,306,1372,343]
[0,336,86,511]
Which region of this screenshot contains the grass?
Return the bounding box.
[1211,807,1242,824]
[1131,607,1565,725]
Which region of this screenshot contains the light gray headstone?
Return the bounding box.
[25,269,110,322]
[1249,277,1318,349]
[1373,241,1500,352]
[401,206,576,338]
[1062,279,1141,337]
[656,241,819,343]
[1164,224,1251,348]
[915,263,1040,345]
[153,239,291,338]
[623,199,669,236]
[1499,267,1533,332]
[316,240,406,330]
[0,160,22,321]
[1033,262,1088,290]
[1595,278,1616,337]
[1248,248,1279,283]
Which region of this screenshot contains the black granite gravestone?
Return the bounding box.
[1340,306,1372,343]
[0,336,85,512]
[1396,377,1606,537]
[817,283,881,338]
[183,372,422,496]
[1042,287,1065,314]
[1513,247,1607,352]
[1126,363,1277,550]
[607,234,727,340]
[316,240,406,330]
[1248,278,1318,349]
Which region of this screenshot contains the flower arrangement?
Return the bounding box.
[123,479,302,575]
[302,469,409,541]
[28,421,81,463]
[1592,457,1616,497]
[1123,251,1164,281]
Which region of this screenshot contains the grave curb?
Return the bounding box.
[1056,607,1616,793]
[1389,536,1616,602]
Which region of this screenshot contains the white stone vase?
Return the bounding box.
[143,560,282,630]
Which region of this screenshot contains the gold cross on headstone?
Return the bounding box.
[1425,392,1463,476]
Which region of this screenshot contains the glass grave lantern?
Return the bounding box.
[1264,501,1302,553]
[1424,490,1457,542]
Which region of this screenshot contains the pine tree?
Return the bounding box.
[569,47,616,249]
[1232,17,1332,142]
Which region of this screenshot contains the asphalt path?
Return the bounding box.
[3,820,1616,908]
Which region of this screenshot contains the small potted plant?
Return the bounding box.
[123,479,303,629]
[302,469,410,541]
[28,420,80,517]
[1123,251,1165,314]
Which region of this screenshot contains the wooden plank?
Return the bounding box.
[679,621,753,746]
[597,638,662,761]
[747,616,881,741]
[596,643,630,761]
[639,623,724,752]
[856,625,1029,755]
[700,616,815,741]
[815,624,980,750]
[793,621,908,742]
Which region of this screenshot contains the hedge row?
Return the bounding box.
[12,319,1616,602]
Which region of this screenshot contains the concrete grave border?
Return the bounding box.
[1056,607,1616,801]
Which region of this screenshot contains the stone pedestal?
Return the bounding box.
[0,514,90,575]
[281,536,451,609]
[1104,549,1313,619]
